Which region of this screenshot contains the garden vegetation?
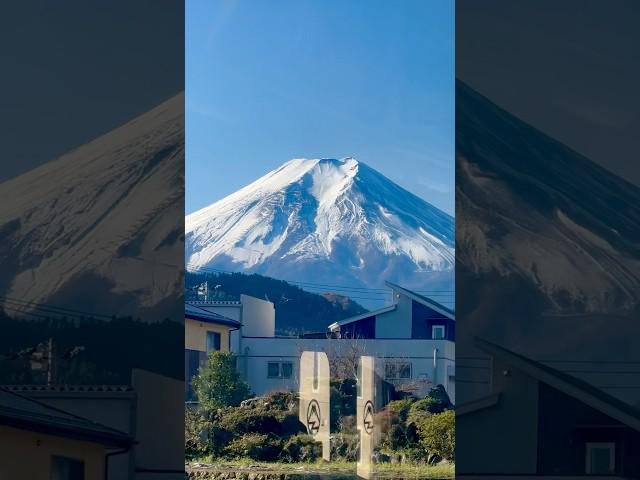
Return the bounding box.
[186,351,454,466]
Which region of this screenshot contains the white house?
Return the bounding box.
[185,282,455,404]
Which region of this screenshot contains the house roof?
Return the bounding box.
[0,387,132,447]
[385,281,455,319]
[185,303,241,328]
[469,338,640,432]
[327,305,397,330]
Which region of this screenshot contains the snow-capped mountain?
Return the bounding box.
[186,158,454,300]
[0,94,184,321]
[456,81,640,406]
[456,80,640,315]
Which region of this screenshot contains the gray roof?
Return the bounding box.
[5,385,132,393]
[185,303,241,327]
[0,387,132,447]
[328,305,397,330]
[385,281,455,319]
[472,338,640,432]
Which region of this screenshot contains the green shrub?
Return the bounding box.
[214,396,305,437]
[330,433,359,461]
[386,398,415,423]
[329,378,357,431]
[279,413,307,437]
[224,433,282,461]
[193,351,252,413]
[215,407,283,436]
[279,434,322,463]
[337,414,357,434]
[264,390,299,411]
[387,423,408,450]
[417,410,455,461]
[408,398,438,420]
[185,407,211,458]
[426,385,453,410]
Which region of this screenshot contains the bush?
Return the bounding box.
[408,398,439,420]
[264,390,299,411]
[193,351,252,413]
[214,392,305,437]
[417,410,455,461]
[185,407,211,458]
[279,413,307,437]
[337,414,357,434]
[224,433,282,461]
[215,407,283,436]
[329,379,357,431]
[386,398,415,423]
[386,423,409,450]
[279,434,322,463]
[426,385,453,410]
[330,433,359,461]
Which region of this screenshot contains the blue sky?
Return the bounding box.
[186,0,454,215]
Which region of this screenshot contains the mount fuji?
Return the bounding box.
[185,158,454,302]
[456,80,640,317]
[0,94,184,321]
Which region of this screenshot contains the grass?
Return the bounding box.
[188,458,454,478]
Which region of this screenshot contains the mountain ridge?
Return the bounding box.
[456,79,640,316]
[185,157,455,303]
[0,93,185,321]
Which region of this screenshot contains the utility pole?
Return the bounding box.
[46,337,54,386]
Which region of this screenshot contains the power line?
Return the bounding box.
[1,305,53,320]
[1,296,113,321]
[561,370,640,375]
[186,264,455,301]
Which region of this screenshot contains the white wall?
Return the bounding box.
[240,294,275,337]
[192,296,275,338]
[236,337,455,403]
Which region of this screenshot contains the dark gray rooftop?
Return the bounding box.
[0,387,132,447]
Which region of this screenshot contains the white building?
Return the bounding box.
[186,282,455,404]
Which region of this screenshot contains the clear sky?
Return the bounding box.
[186,0,454,215]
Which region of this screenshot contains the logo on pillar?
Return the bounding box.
[363,400,374,435]
[306,399,321,435]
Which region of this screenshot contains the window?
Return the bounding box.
[185,349,204,401]
[267,361,293,379]
[398,363,412,379]
[281,362,293,379]
[385,363,397,379]
[51,456,84,480]
[432,325,445,340]
[268,362,280,378]
[206,331,221,352]
[586,442,615,474]
[385,361,412,380]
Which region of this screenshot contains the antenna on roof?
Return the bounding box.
[196,282,209,302]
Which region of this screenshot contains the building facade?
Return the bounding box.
[0,386,131,480]
[185,283,455,404]
[457,339,640,478]
[4,369,184,480]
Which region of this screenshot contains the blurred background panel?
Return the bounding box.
[0,1,184,479]
[456,0,640,477]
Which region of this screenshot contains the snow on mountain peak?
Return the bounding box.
[185,157,454,296]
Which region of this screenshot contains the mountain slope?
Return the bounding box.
[186,158,454,299]
[456,80,640,315]
[186,271,366,334]
[0,94,184,321]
